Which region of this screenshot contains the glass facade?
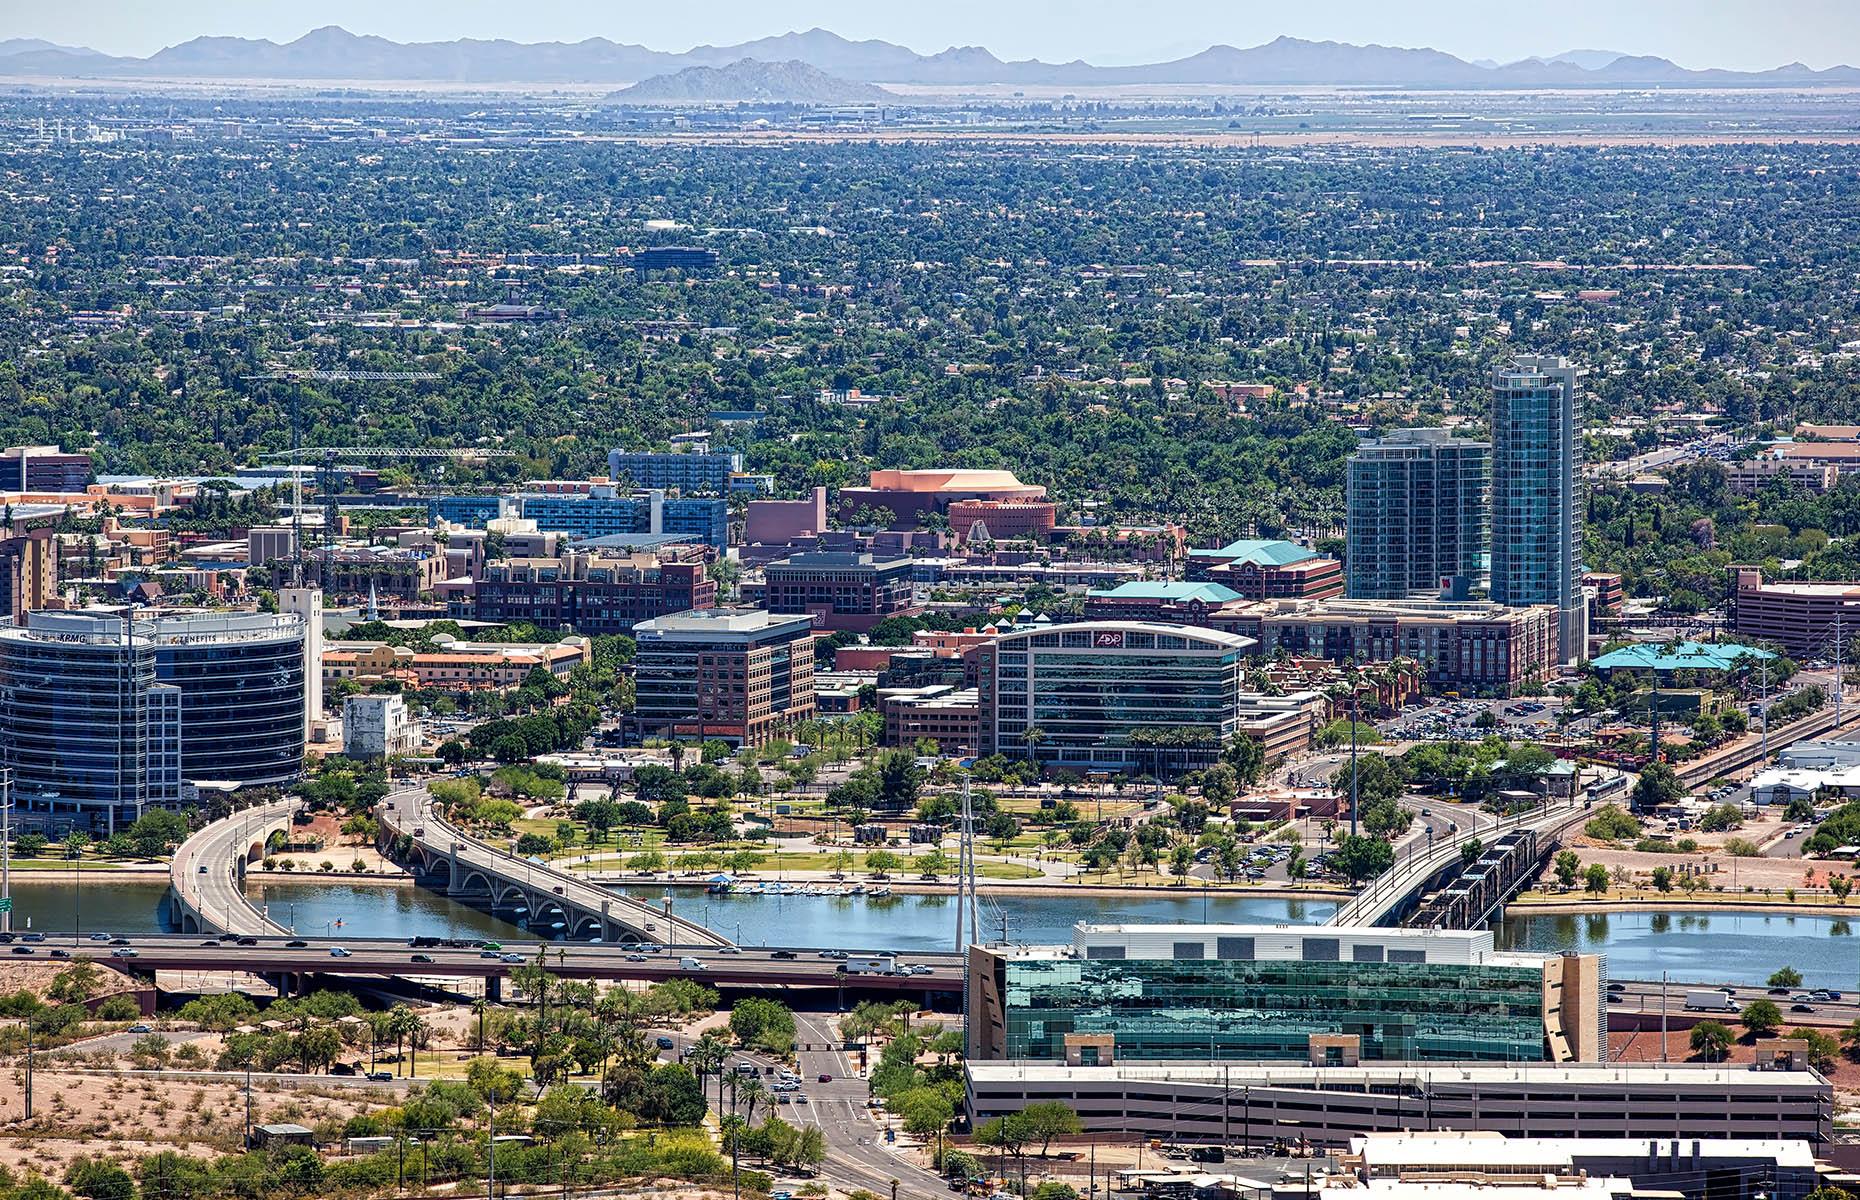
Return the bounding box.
[1346,429,1490,600]
[520,493,728,549]
[1002,955,1549,1063]
[1490,357,1583,659]
[985,624,1246,774]
[0,610,305,830]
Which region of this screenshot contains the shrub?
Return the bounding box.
[95,995,140,1021]
[1584,805,1641,843]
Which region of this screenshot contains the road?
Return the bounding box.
[1606,979,1860,1030]
[169,800,297,936]
[380,785,728,947]
[11,931,965,995]
[791,1010,949,1200]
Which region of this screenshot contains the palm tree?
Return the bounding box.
[689,1031,728,1109]
[470,998,490,1052]
[1020,727,1048,762]
[739,1074,767,1125]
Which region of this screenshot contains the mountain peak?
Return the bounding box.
[7,26,1855,89]
[614,57,894,104]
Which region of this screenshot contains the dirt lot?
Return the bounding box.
[0,1072,398,1176]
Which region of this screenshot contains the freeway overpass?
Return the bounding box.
[47,932,962,1000]
[1329,792,1595,928]
[167,801,300,936]
[377,786,727,947]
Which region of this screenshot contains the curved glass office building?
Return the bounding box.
[976,621,1253,776]
[0,609,305,831]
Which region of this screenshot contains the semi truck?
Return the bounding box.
[1683,989,1737,1012]
[844,956,898,975]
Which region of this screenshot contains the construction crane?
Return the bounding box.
[240,370,441,382]
[258,446,519,588]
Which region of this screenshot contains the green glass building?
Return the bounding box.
[968,924,1604,1066]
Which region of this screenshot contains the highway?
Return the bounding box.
[380,785,728,947]
[168,800,299,936]
[33,931,965,995]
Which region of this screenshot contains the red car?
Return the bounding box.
[818,1073,833,1083]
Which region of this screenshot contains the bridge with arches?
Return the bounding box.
[379,786,727,947]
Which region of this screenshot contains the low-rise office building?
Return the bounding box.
[606,449,741,494]
[1728,567,1860,656]
[1233,690,1328,761]
[0,445,91,493]
[473,550,714,634]
[1212,598,1558,694]
[967,924,1603,1066]
[879,683,982,752]
[631,608,815,747]
[1185,539,1346,599]
[976,621,1254,776]
[342,693,421,761]
[519,487,728,550]
[760,550,922,633]
[965,1060,1831,1149]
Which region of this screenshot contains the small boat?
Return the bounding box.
[867,886,892,899]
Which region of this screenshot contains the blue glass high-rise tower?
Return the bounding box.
[1490,356,1586,664]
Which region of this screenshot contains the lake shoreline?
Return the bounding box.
[590,875,1350,902]
[1508,898,1860,919]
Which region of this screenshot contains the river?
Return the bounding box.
[4,875,1854,986]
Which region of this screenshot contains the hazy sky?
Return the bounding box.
[11,0,1860,70]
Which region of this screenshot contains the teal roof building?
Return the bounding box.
[1590,641,1774,674]
[1187,538,1319,567]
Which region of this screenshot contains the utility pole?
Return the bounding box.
[1835,613,1847,729]
[1758,657,1771,759]
[1349,688,1360,839]
[487,1087,497,1200]
[1,767,11,933]
[1659,971,1668,1062]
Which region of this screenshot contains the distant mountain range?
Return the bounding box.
[615,59,893,104]
[1,26,1855,90]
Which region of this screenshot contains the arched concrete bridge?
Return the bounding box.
[378,786,728,947]
[168,800,298,936]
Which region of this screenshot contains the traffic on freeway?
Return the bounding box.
[3,931,965,991]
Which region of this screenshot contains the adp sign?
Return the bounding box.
[1092,630,1126,649]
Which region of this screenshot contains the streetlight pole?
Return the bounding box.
[1349,689,1360,840]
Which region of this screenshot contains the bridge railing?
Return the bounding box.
[1329,797,1590,928]
[381,786,727,947]
[168,800,298,936]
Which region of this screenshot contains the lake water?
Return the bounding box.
[613,887,1338,951]
[8,873,1858,986]
[1497,909,1860,988]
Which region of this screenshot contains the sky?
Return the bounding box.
[9,0,1860,71]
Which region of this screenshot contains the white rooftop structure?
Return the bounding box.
[965,1060,1827,1091]
[1321,1180,1631,1200]
[1032,923,1550,968]
[1347,1132,1818,1172]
